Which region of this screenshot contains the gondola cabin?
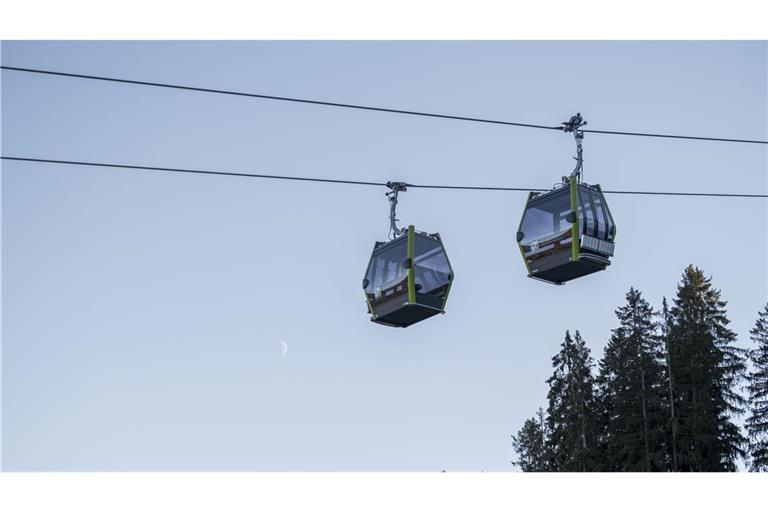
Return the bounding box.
[517,176,616,285]
[363,225,453,327]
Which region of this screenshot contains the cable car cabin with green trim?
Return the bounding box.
[363,225,453,327]
[517,177,616,285]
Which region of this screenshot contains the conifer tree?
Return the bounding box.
[546,330,600,471]
[666,265,746,471]
[661,297,679,471]
[512,408,548,471]
[746,303,768,471]
[598,288,669,471]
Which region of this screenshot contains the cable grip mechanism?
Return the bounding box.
[385,181,408,239]
[562,113,587,182]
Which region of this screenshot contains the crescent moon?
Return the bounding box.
[280,340,288,357]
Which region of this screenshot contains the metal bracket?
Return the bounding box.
[562,113,587,181]
[385,181,408,238]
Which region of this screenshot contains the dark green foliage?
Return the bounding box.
[545,330,600,471]
[665,265,746,471]
[511,408,548,472]
[746,304,768,471]
[512,266,749,472]
[597,288,669,471]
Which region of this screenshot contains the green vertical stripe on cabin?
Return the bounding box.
[407,225,416,304]
[569,177,580,261]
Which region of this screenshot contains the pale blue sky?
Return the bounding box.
[1,41,766,470]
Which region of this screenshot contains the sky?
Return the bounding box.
[1,41,766,471]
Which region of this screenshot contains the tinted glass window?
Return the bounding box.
[592,192,607,239]
[578,186,596,237]
[413,236,450,294]
[602,193,615,241]
[519,190,572,245]
[365,240,407,296]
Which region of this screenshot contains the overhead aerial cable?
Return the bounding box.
[1,65,767,145]
[2,157,765,198]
